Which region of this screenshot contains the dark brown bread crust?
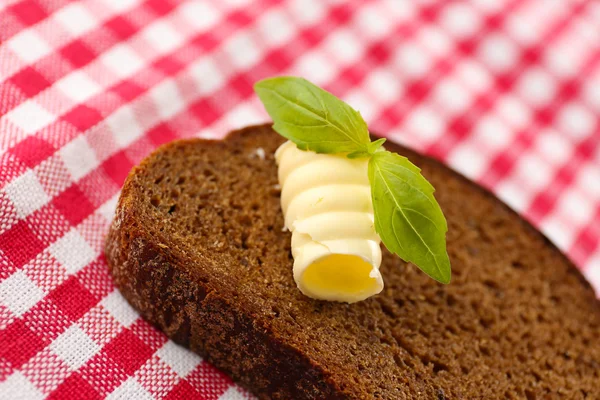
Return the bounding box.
[106,124,600,399]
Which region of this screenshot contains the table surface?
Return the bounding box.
[0,0,599,399]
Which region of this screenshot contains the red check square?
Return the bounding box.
[62,105,104,133]
[110,80,144,103]
[9,0,48,27]
[48,372,102,400]
[52,184,95,226]
[0,220,45,269]
[48,277,99,321]
[25,298,72,342]
[103,329,154,375]
[10,67,51,98]
[102,151,134,187]
[105,15,139,41]
[9,136,55,168]
[26,204,72,245]
[129,319,168,352]
[0,319,48,370]
[146,0,176,16]
[79,351,128,396]
[60,40,97,69]
[154,57,183,77]
[146,123,176,147]
[190,99,220,126]
[165,379,199,400]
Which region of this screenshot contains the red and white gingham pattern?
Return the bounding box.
[0,0,599,398]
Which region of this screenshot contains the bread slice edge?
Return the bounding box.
[105,127,350,400]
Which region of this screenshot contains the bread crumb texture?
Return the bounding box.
[106,125,600,400]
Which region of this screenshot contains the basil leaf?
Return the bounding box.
[369,151,451,284]
[254,76,371,154]
[254,75,451,284]
[368,138,386,153]
[347,139,387,159]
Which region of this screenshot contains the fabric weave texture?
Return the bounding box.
[0,0,599,399]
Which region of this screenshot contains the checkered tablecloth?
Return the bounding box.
[0,0,599,398]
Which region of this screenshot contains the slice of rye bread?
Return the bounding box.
[105,124,600,399]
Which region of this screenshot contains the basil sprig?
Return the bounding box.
[255,76,451,284]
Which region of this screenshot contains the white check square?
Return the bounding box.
[107,378,153,400]
[403,106,443,142]
[517,153,553,191]
[583,76,600,112]
[156,340,202,377]
[0,371,44,400]
[106,106,144,148]
[393,43,432,79]
[536,129,572,166]
[355,5,392,39]
[288,0,325,25]
[142,20,183,54]
[223,32,261,70]
[432,79,470,115]
[495,95,531,130]
[517,68,556,107]
[222,103,263,129]
[504,14,539,46]
[6,100,56,135]
[344,91,376,122]
[189,58,224,95]
[583,257,600,297]
[556,190,594,226]
[294,53,335,84]
[220,0,252,6]
[540,216,574,250]
[544,42,578,78]
[440,3,480,39]
[478,33,518,73]
[364,70,402,103]
[149,80,184,121]
[448,144,488,180]
[97,194,119,222]
[180,2,219,30]
[4,170,49,218]
[6,30,52,63]
[100,44,145,79]
[0,271,45,317]
[59,135,99,181]
[556,103,595,141]
[104,0,138,12]
[55,71,102,103]
[49,230,96,274]
[578,164,600,198]
[257,11,294,47]
[324,31,360,64]
[101,290,138,327]
[418,26,452,57]
[50,324,100,370]
[455,60,491,92]
[54,2,97,36]
[471,115,513,148]
[219,386,248,400]
[496,181,531,212]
